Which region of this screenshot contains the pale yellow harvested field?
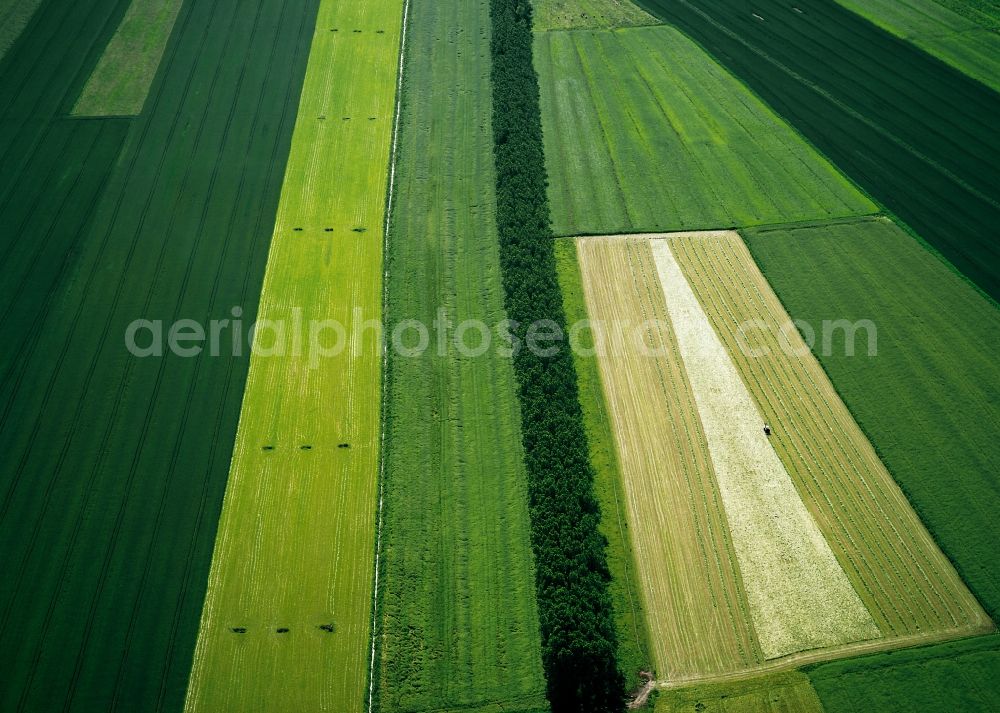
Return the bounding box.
[576,236,759,680]
[669,232,991,641]
[650,239,879,660]
[575,231,992,684]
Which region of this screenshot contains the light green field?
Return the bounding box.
[532,0,658,32]
[534,25,876,237]
[374,1,548,711]
[0,0,44,61]
[73,0,186,115]
[183,2,403,711]
[554,238,653,688]
[835,0,1000,93]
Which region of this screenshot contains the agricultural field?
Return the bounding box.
[183,2,403,711]
[744,218,1000,623]
[570,232,990,685]
[374,0,547,711]
[555,238,653,689]
[655,671,823,713]
[2,0,998,709]
[73,0,186,115]
[634,0,1000,301]
[0,0,45,60]
[833,0,1000,93]
[807,635,1000,712]
[0,0,318,709]
[534,25,875,238]
[532,0,658,32]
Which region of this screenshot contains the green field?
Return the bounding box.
[73,0,186,115]
[744,218,1000,623]
[808,635,1000,712]
[374,0,547,711]
[656,671,823,713]
[532,0,658,32]
[0,0,45,61]
[534,25,875,237]
[634,0,1000,301]
[834,0,1000,93]
[183,1,403,711]
[0,0,318,709]
[554,239,653,689]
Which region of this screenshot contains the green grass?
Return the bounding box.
[183,2,403,711]
[0,0,319,709]
[534,25,876,238]
[73,0,186,115]
[935,0,1000,28]
[0,0,45,61]
[834,0,1000,93]
[532,0,658,32]
[374,1,547,711]
[655,671,823,713]
[807,635,1000,712]
[744,218,1000,622]
[554,238,653,690]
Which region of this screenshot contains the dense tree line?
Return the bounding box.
[487,1,626,711]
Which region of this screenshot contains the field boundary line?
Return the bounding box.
[550,211,884,239]
[369,0,411,709]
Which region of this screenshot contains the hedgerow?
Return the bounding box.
[487,1,625,711]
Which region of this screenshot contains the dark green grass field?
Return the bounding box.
[0,0,319,709]
[375,0,547,711]
[635,0,1000,302]
[744,218,1000,623]
[807,635,1000,712]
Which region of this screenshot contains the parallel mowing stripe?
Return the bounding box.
[650,236,880,660]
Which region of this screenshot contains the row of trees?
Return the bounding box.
[487,1,625,711]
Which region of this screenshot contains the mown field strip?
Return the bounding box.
[73,0,186,115]
[576,236,759,681]
[535,24,875,238]
[667,232,992,645]
[184,2,403,711]
[375,0,547,710]
[651,236,880,660]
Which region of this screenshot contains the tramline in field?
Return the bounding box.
[570,231,992,685]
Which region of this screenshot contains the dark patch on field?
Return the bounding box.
[0,0,322,710]
[634,0,1000,300]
